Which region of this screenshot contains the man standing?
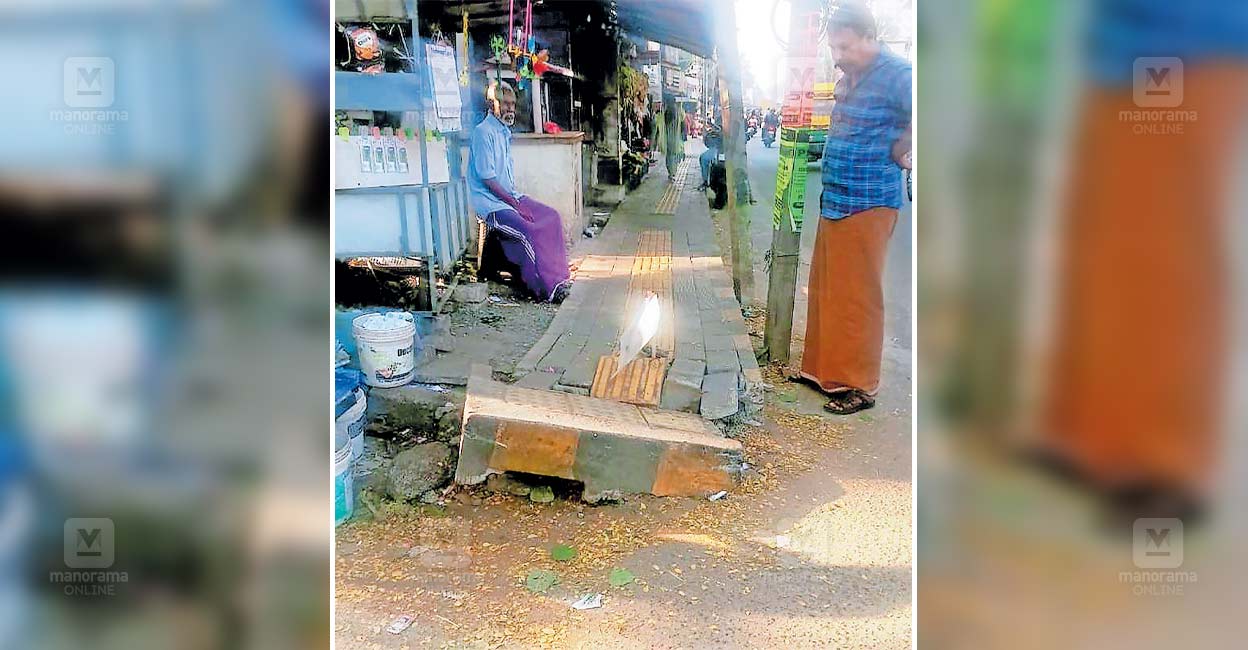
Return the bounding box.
[800,2,911,414]
[764,107,780,131]
[468,82,571,303]
[662,93,684,181]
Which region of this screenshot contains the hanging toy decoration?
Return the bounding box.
[516,56,530,90]
[489,34,506,60]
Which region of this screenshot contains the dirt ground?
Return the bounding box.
[336,323,913,650]
[442,281,558,379]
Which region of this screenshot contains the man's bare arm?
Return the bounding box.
[892,124,912,170]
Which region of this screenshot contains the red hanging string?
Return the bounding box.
[508,0,515,48]
[525,0,533,50]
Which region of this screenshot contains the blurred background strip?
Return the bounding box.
[918,0,1248,647]
[0,1,330,649]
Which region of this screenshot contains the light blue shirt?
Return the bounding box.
[467,114,523,217]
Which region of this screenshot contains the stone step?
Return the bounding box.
[455,365,743,502]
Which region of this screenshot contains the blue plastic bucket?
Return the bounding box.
[334,430,353,526]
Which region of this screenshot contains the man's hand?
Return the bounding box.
[892,126,913,170]
[891,139,912,170]
[516,204,535,223]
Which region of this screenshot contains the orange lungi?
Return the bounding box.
[1042,65,1248,493]
[801,207,899,395]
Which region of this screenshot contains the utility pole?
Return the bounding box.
[714,3,755,305]
[762,0,821,364]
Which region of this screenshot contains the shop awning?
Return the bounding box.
[340,0,719,59]
[614,0,716,58]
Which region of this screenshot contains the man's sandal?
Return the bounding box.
[823,388,875,415]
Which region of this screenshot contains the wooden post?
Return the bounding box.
[762,0,820,364]
[714,3,755,305]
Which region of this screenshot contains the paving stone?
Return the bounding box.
[738,346,761,371]
[560,340,613,389]
[515,371,560,391]
[699,371,740,420]
[675,341,706,361]
[723,312,751,337]
[704,334,736,353]
[537,334,588,372]
[705,349,739,376]
[660,358,706,413]
[700,319,732,338]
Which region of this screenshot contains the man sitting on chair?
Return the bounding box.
[468,82,572,303]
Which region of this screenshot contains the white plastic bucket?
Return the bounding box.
[352,312,417,388]
[334,432,353,526]
[335,387,368,462]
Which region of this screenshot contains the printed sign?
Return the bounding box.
[426,43,463,131]
[772,134,810,232]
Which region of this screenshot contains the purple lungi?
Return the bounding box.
[482,196,571,302]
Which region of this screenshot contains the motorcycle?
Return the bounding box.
[745,116,759,141]
[761,123,777,148]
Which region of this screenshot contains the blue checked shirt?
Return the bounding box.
[820,47,912,219]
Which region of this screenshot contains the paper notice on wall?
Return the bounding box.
[772,138,809,232]
[426,43,462,131]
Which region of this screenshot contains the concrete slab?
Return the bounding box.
[660,358,706,413]
[705,349,740,376]
[700,371,740,420]
[515,371,561,391]
[456,365,742,502]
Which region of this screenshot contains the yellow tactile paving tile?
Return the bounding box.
[589,355,667,407]
[623,230,674,355]
[654,158,693,215]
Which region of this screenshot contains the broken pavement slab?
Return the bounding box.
[455,365,743,502]
[699,371,739,420]
[659,358,705,413]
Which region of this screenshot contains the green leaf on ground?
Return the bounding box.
[529,485,555,503]
[525,569,559,593]
[419,504,449,518]
[608,568,636,587]
[858,414,874,423]
[777,391,798,403]
[551,544,577,562]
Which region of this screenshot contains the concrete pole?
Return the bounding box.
[714,3,756,305]
[762,0,820,364]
